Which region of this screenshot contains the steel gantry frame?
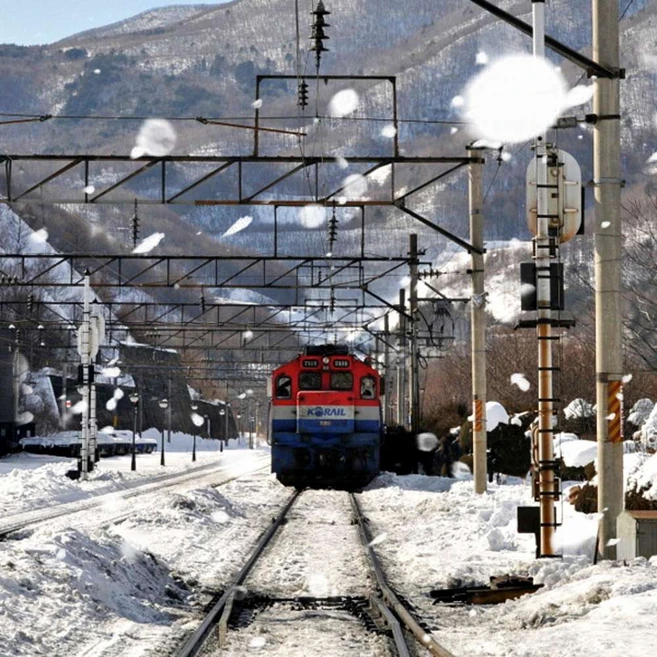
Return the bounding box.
[0,67,486,443]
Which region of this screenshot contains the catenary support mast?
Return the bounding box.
[593,0,623,560]
[468,146,487,494]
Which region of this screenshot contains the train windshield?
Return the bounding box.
[275,375,292,399]
[330,372,353,390]
[299,371,322,390]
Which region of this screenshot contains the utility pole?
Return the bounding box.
[384,313,393,426]
[593,0,623,560]
[468,146,487,494]
[409,234,420,434]
[396,289,407,427]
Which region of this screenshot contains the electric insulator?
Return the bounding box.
[131,199,139,248]
[310,0,331,71]
[26,293,34,314]
[298,80,309,108]
[327,217,338,243]
[200,294,206,313]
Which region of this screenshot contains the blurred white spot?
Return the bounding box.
[577,135,583,140]
[369,165,391,186]
[451,95,465,108]
[451,461,472,480]
[212,510,230,524]
[131,119,176,158]
[243,329,254,341]
[196,230,202,235]
[500,151,512,162]
[22,384,33,395]
[191,412,205,428]
[472,138,502,149]
[460,54,571,144]
[607,413,616,421]
[30,228,49,244]
[113,388,124,400]
[521,282,536,297]
[56,549,67,560]
[71,401,87,415]
[102,366,121,378]
[222,216,252,238]
[647,152,657,163]
[622,374,633,384]
[132,232,165,254]
[606,538,620,547]
[299,204,326,228]
[421,634,432,644]
[510,373,531,392]
[307,573,330,597]
[93,69,101,74]
[341,173,368,200]
[450,126,459,135]
[251,98,263,109]
[469,608,477,617]
[83,185,95,194]
[120,540,140,564]
[475,51,488,65]
[565,85,594,107]
[249,636,266,649]
[100,426,114,434]
[368,533,388,547]
[16,411,34,425]
[106,398,117,411]
[417,432,439,452]
[601,221,611,229]
[381,124,397,138]
[335,156,349,169]
[328,89,359,117]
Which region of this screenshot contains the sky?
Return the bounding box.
[0,1,230,46]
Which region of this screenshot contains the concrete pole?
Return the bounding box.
[409,234,420,434]
[468,146,487,494]
[533,0,557,557]
[593,0,623,560]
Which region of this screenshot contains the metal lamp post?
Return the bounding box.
[219,408,225,452]
[191,403,198,462]
[158,398,168,466]
[129,391,139,471]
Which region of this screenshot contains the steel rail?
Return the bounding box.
[350,494,456,657]
[174,488,302,657]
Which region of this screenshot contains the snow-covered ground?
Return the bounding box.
[0,432,656,657]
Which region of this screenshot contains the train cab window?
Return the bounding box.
[360,375,376,399]
[330,371,353,390]
[275,375,292,399]
[299,371,322,390]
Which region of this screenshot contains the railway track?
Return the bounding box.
[174,489,455,657]
[0,454,270,539]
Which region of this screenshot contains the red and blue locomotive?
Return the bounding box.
[269,344,382,489]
